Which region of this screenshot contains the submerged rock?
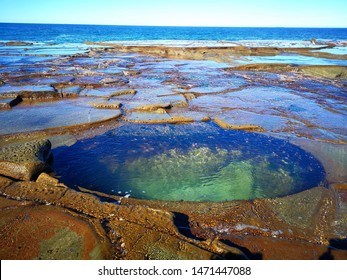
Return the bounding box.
[0,139,52,180]
[4,41,34,46]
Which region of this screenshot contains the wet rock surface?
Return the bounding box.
[0,40,346,259]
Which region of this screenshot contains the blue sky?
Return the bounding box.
[1,0,346,27]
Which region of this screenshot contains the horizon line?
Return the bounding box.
[1,21,347,29]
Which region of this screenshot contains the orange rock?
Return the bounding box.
[0,203,112,259]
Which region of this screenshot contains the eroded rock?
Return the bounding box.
[0,139,52,180]
[4,41,34,46]
[0,96,22,110]
[36,172,60,186]
[109,89,137,97]
[214,118,266,132]
[126,114,195,124]
[132,103,171,113]
[0,201,112,259]
[91,101,122,109]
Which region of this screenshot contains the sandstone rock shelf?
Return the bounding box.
[0,40,346,260]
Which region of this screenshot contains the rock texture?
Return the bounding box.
[214,118,266,132]
[0,139,52,180]
[0,197,112,260]
[0,40,346,260]
[4,41,33,46]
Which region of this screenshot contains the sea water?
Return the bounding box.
[1,23,347,44]
[53,123,326,202]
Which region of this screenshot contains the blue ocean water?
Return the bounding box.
[1,23,347,43]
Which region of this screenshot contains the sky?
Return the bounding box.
[1,0,346,28]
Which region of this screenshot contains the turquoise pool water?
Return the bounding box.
[53,123,326,202]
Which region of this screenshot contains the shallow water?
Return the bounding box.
[0,98,121,135]
[53,123,325,202]
[313,46,347,55]
[238,53,347,66]
[0,84,55,93]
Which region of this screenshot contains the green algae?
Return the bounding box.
[104,146,299,201]
[37,228,83,260]
[114,147,232,201]
[54,123,326,202]
[166,161,253,201]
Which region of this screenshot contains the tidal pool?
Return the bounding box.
[53,123,325,202]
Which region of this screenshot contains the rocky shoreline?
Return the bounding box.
[0,41,346,259]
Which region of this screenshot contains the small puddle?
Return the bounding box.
[53,123,325,202]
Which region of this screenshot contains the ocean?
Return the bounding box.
[1,23,347,44]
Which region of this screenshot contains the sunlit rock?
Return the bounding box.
[0,139,52,180]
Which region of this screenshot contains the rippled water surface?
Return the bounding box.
[1,23,347,43]
[53,123,325,202]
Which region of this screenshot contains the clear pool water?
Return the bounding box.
[53,123,325,202]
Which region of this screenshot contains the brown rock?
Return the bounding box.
[4,41,34,46]
[109,220,211,260]
[109,89,137,97]
[127,116,195,124]
[123,70,139,76]
[36,172,60,186]
[183,93,197,101]
[91,102,122,109]
[57,189,108,219]
[0,204,112,259]
[223,235,347,260]
[229,63,293,73]
[1,181,67,203]
[0,175,13,188]
[0,102,11,110]
[0,139,52,180]
[100,77,129,86]
[202,116,211,122]
[133,103,171,113]
[214,118,266,132]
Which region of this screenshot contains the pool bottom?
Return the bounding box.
[53,123,326,202]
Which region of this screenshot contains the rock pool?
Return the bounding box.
[53,123,325,201]
[0,37,346,260]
